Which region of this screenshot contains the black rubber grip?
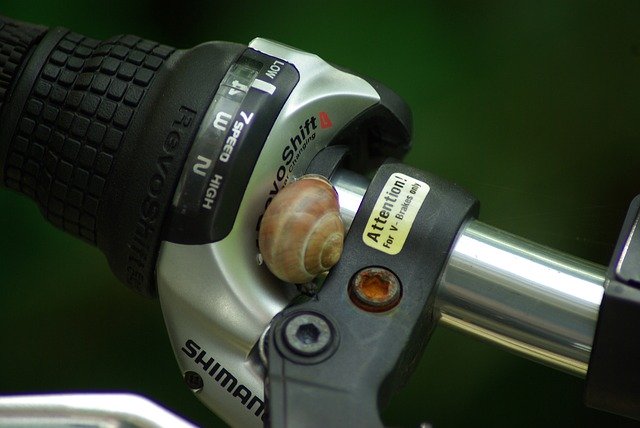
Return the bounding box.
[0,16,245,296]
[3,30,175,240]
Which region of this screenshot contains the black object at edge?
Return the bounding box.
[585,195,640,420]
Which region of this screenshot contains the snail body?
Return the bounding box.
[258,175,344,284]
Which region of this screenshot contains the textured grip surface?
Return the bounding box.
[0,17,46,115]
[2,30,175,243]
[1,16,246,295]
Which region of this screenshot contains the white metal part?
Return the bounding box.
[0,394,196,428]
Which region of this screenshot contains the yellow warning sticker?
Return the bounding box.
[362,173,430,255]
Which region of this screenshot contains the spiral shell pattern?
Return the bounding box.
[258,175,344,283]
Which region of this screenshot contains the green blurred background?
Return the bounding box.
[1,1,640,427]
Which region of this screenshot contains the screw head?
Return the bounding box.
[283,313,333,356]
[184,370,203,393]
[350,267,402,312]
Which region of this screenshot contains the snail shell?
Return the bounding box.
[258,175,344,284]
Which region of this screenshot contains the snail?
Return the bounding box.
[258,174,344,284]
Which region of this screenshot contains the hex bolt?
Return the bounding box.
[283,313,333,356]
[349,267,402,312]
[184,370,204,393]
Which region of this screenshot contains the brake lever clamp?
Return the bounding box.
[265,163,478,427]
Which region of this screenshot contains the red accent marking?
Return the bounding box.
[319,111,332,129]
